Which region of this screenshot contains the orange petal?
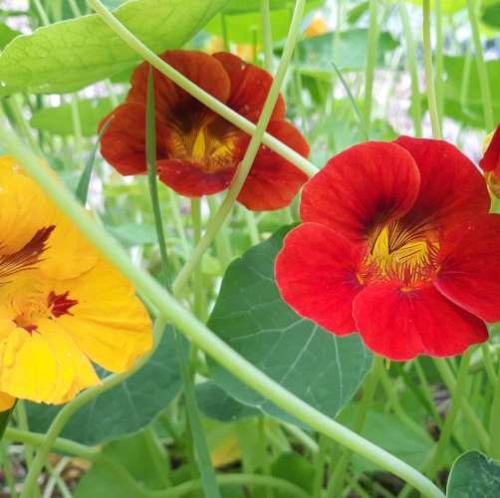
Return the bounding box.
[0,391,15,412]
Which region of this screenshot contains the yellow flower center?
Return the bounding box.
[362,220,440,287]
[166,112,241,173]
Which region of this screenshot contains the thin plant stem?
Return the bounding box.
[433,356,490,451]
[434,0,444,130]
[4,428,99,460]
[326,357,383,497]
[32,0,50,25]
[145,70,220,498]
[466,0,494,129]
[86,0,318,178]
[362,0,379,135]
[151,473,311,498]
[489,367,500,458]
[70,94,85,171]
[400,1,423,137]
[0,121,445,498]
[422,0,442,138]
[260,0,274,73]
[172,0,306,296]
[220,14,229,52]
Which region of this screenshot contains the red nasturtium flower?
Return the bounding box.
[99,50,309,211]
[0,157,152,411]
[275,138,500,360]
[479,124,500,198]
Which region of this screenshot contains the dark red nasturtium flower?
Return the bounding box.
[275,137,500,360]
[99,50,309,211]
[479,124,500,199]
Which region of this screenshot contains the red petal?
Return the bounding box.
[434,215,500,323]
[128,50,231,115]
[213,52,285,122]
[237,120,309,211]
[353,282,488,361]
[300,142,420,243]
[157,159,233,197]
[275,223,365,335]
[395,136,490,227]
[99,103,168,176]
[479,125,500,173]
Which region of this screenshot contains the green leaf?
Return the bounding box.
[271,452,315,498]
[0,0,229,95]
[0,23,21,49]
[344,409,434,474]
[295,29,399,75]
[27,328,182,445]
[196,381,259,422]
[447,451,500,498]
[31,98,115,137]
[205,0,323,44]
[207,228,373,425]
[482,2,500,29]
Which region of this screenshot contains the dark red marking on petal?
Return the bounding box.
[352,282,488,361]
[0,226,55,283]
[48,291,78,318]
[275,223,365,335]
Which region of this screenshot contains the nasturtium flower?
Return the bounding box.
[99,50,309,211]
[275,138,499,360]
[0,157,152,410]
[480,124,500,199]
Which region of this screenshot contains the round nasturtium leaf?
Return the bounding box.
[207,227,373,426]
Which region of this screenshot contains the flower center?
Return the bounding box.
[363,220,440,287]
[166,111,241,173]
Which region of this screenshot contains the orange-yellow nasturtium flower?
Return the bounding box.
[0,157,152,411]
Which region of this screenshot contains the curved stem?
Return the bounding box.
[0,123,444,498]
[422,0,442,139]
[17,317,166,498]
[86,0,318,178]
[151,473,310,498]
[172,0,306,296]
[4,428,99,460]
[466,0,494,130]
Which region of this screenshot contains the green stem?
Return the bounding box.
[151,473,310,498]
[4,428,99,460]
[422,0,442,139]
[70,94,85,171]
[434,0,444,131]
[32,0,51,25]
[466,0,494,129]
[363,0,379,135]
[400,2,422,137]
[260,0,274,73]
[17,317,166,498]
[433,356,490,451]
[326,357,383,497]
[86,0,317,178]
[172,0,305,296]
[0,123,444,498]
[489,372,500,458]
[145,70,219,498]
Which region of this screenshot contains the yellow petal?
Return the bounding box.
[54,259,152,373]
[0,391,15,412]
[0,322,99,405]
